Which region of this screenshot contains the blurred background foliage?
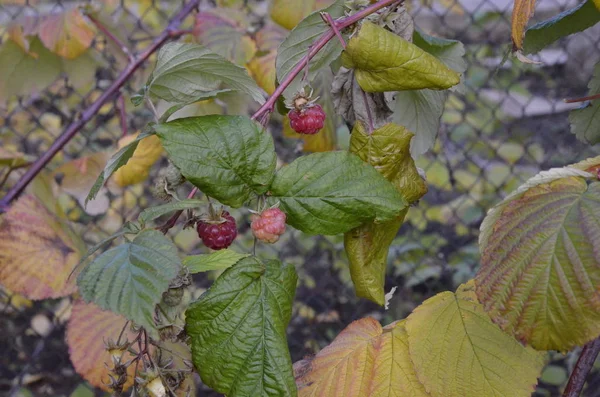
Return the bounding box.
[1,0,600,396]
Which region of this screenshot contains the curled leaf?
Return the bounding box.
[341,22,460,92]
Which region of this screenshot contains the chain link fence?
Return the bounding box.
[1,0,600,396]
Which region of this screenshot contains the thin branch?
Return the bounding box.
[87,13,134,63]
[563,336,600,397]
[361,89,375,133]
[565,92,600,104]
[251,0,399,122]
[0,0,201,213]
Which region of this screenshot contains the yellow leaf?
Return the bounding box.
[295,317,429,397]
[66,301,140,391]
[406,281,546,397]
[511,0,537,50]
[0,195,84,299]
[248,22,288,94]
[113,133,163,187]
[341,22,460,92]
[594,0,600,10]
[38,8,96,59]
[270,0,317,30]
[344,122,427,304]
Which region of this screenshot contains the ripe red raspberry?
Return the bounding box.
[288,104,326,135]
[196,211,237,250]
[251,207,287,244]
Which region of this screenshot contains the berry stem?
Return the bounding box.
[156,187,198,234]
[251,0,400,122]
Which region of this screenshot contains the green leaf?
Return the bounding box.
[476,165,600,351]
[344,123,427,305]
[413,29,467,73]
[268,151,407,235]
[77,229,181,337]
[391,89,448,157]
[183,249,249,273]
[86,129,154,204]
[138,199,205,226]
[185,257,297,397]
[159,89,233,123]
[155,115,276,208]
[275,0,346,99]
[523,0,600,55]
[341,22,460,92]
[570,62,600,145]
[147,42,265,105]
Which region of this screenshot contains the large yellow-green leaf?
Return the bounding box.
[341,22,460,92]
[344,122,427,305]
[193,9,256,65]
[0,194,84,300]
[295,317,429,397]
[476,165,600,351]
[270,0,333,30]
[406,281,545,397]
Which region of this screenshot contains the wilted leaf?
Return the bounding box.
[295,317,429,397]
[511,0,536,51]
[570,62,600,145]
[113,133,163,187]
[77,230,181,337]
[275,0,346,99]
[66,301,139,391]
[0,195,84,300]
[248,22,288,94]
[184,249,250,273]
[194,9,256,65]
[39,8,96,59]
[148,42,264,105]
[406,281,545,397]
[186,257,297,397]
[476,165,600,351]
[268,151,407,235]
[155,115,276,208]
[54,153,110,215]
[341,22,460,92]
[523,0,600,54]
[282,70,338,152]
[344,122,427,305]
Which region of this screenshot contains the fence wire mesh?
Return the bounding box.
[1,0,600,396]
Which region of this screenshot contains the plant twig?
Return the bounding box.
[565,92,600,104]
[321,12,347,48]
[0,0,201,214]
[563,336,600,397]
[251,0,398,122]
[87,13,135,63]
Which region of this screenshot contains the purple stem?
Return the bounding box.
[563,337,600,397]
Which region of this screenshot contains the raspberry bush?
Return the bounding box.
[2,0,600,396]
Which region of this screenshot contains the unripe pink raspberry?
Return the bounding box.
[251,207,287,244]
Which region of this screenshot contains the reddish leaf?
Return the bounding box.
[39,8,96,59]
[0,195,84,299]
